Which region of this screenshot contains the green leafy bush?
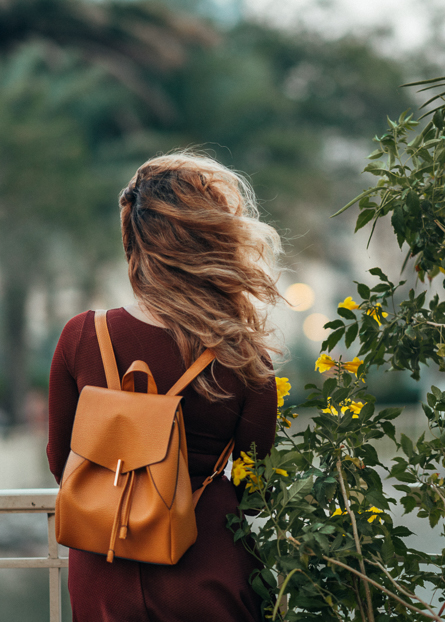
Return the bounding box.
[228,79,445,622]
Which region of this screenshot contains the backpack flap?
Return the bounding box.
[71,386,183,473]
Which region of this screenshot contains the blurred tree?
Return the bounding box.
[0,0,420,425]
[0,0,213,426]
[0,0,215,123]
[166,22,414,244]
[0,45,120,425]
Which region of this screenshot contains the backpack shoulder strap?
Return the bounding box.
[94,310,121,391]
[166,349,215,396]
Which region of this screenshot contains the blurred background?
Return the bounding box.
[1,0,445,619]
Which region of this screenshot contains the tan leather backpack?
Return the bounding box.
[55,309,234,564]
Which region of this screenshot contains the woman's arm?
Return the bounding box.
[233,369,278,501]
[47,314,86,483]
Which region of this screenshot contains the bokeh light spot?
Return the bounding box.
[303,313,330,342]
[285,283,315,312]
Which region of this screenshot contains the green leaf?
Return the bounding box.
[323,319,344,330]
[261,568,277,588]
[357,283,371,300]
[288,476,313,501]
[427,392,436,408]
[375,407,403,421]
[371,283,391,293]
[394,471,417,483]
[325,327,345,351]
[338,307,356,320]
[431,385,442,400]
[406,190,420,215]
[345,323,358,348]
[226,514,241,528]
[368,149,385,160]
[400,433,414,458]
[364,160,386,175]
[251,574,270,600]
[331,187,380,218]
[360,402,375,422]
[391,205,405,248]
[355,209,374,232]
[401,495,417,514]
[381,421,396,442]
[381,538,395,564]
[369,267,389,281]
[233,528,245,542]
[322,377,337,399]
[392,526,414,537]
[393,484,412,494]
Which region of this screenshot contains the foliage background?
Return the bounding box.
[0,0,445,620]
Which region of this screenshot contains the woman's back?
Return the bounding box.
[48,308,277,482]
[48,307,277,622]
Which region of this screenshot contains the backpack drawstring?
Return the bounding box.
[107,470,135,563]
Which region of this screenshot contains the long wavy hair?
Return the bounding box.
[119,151,283,400]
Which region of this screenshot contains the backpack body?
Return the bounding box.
[55,310,231,565]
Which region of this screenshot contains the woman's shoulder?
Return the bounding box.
[59,310,93,339]
[60,307,126,336]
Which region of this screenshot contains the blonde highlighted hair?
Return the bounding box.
[119,151,283,400]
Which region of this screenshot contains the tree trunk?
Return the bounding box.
[2,278,28,427]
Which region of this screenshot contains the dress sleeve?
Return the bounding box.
[232,363,277,503]
[234,379,277,462]
[46,313,86,484]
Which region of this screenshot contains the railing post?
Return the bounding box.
[0,489,68,622]
[48,512,63,622]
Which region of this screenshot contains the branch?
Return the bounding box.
[337,458,375,622]
[286,536,442,621]
[323,556,442,622]
[434,219,445,233]
[368,558,439,621]
[431,483,445,506]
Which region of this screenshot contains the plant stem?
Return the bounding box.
[352,574,367,622]
[431,483,445,505]
[323,556,442,621]
[336,458,375,622]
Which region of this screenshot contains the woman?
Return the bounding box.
[47,152,282,622]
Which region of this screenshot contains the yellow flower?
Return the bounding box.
[276,377,291,407]
[343,357,363,376]
[315,353,337,373]
[332,507,383,524]
[339,296,359,310]
[322,398,364,419]
[232,452,264,492]
[274,468,289,477]
[348,400,364,418]
[231,458,249,486]
[332,508,347,517]
[321,399,339,416]
[240,451,254,465]
[367,304,388,326]
[245,473,264,492]
[366,506,383,523]
[277,413,292,428]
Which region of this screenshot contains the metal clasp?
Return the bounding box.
[114,459,123,487]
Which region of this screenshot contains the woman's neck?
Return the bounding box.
[124,303,167,328]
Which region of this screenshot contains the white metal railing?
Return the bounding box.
[0,489,68,622]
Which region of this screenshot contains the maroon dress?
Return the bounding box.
[47,308,277,622]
